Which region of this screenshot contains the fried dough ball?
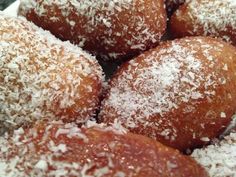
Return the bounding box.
[165,0,185,13]
[0,120,208,177]
[191,132,236,177]
[0,14,104,133]
[99,36,236,152]
[170,0,236,45]
[19,0,167,61]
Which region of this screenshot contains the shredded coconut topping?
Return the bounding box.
[0,121,120,177]
[192,132,236,177]
[99,37,236,144]
[19,0,166,60]
[99,37,236,148]
[0,14,104,133]
[0,120,201,177]
[178,0,236,43]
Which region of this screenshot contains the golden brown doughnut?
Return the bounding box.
[0,120,208,177]
[170,0,236,45]
[191,132,236,177]
[99,36,236,152]
[19,0,167,61]
[0,14,104,133]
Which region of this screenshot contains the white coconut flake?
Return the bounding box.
[220,112,227,118]
[200,137,210,142]
[35,160,48,171]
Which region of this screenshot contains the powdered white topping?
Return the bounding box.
[0,14,104,133]
[192,132,236,177]
[19,0,166,60]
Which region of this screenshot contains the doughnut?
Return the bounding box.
[170,0,236,45]
[19,0,167,61]
[0,120,208,176]
[191,132,236,177]
[99,36,236,152]
[0,14,104,133]
[165,0,185,13]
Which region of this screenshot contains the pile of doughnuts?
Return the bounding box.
[1,0,236,176]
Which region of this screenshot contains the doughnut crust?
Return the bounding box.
[19,0,167,61]
[0,14,104,133]
[170,0,236,45]
[0,121,208,177]
[99,36,236,151]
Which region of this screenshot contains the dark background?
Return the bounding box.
[0,0,16,10]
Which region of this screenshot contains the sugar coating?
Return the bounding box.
[192,132,236,177]
[0,14,104,133]
[19,0,166,60]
